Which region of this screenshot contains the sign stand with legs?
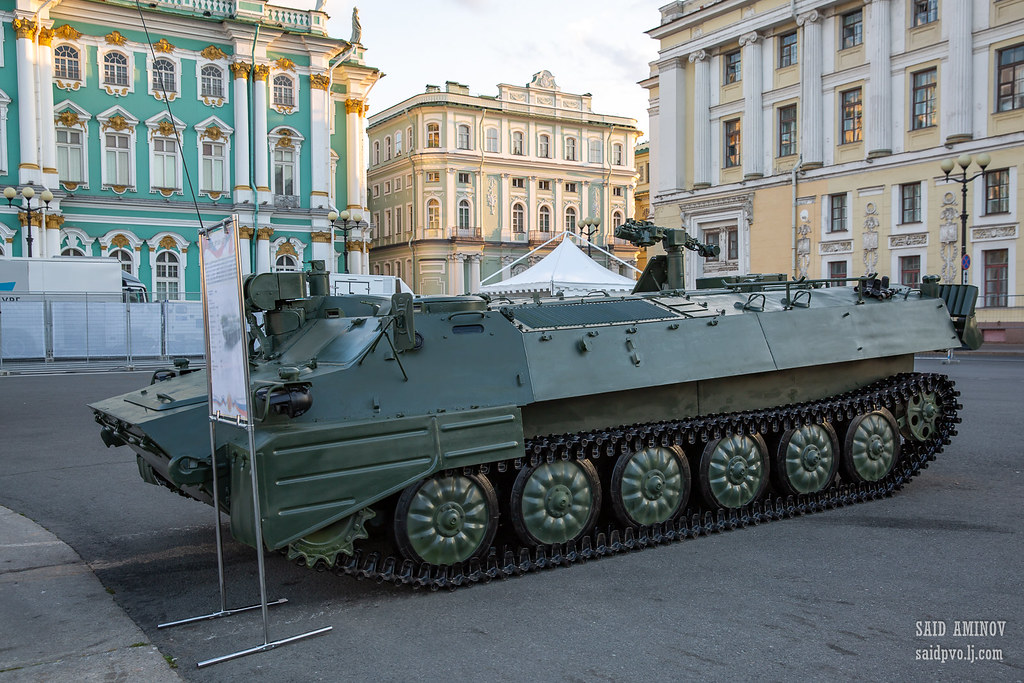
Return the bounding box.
[158,216,331,667]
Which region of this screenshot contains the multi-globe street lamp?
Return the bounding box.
[327,209,364,274]
[939,152,990,286]
[580,216,601,257]
[4,186,53,258]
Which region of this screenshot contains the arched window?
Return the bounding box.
[485,127,498,152]
[54,45,80,81]
[613,211,623,228]
[275,254,298,272]
[395,130,403,155]
[511,131,524,155]
[565,136,577,161]
[538,205,551,233]
[155,251,180,300]
[109,247,133,274]
[407,126,413,150]
[61,247,85,256]
[200,65,223,98]
[565,206,577,233]
[152,58,176,93]
[427,199,440,230]
[458,199,471,229]
[426,123,440,148]
[612,143,623,166]
[373,140,380,165]
[385,136,392,160]
[457,124,471,150]
[272,75,294,107]
[103,52,129,86]
[384,262,392,276]
[538,134,550,158]
[512,203,525,233]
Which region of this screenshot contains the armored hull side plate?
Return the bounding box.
[510,299,681,330]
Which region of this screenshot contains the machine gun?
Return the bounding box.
[615,219,720,292]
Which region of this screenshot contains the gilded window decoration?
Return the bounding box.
[54,24,82,41]
[153,38,174,53]
[105,31,127,46]
[201,45,227,61]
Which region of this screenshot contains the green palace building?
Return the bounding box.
[0,0,380,298]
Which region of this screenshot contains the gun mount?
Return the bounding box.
[615,219,720,292]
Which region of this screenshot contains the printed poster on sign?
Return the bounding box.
[200,217,249,423]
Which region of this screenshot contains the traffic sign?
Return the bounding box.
[962,254,971,270]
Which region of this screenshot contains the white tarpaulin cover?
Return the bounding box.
[479,236,637,296]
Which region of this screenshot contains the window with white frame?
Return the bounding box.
[458,200,471,229]
[201,140,227,193]
[539,134,550,158]
[511,177,524,189]
[109,247,134,274]
[275,254,298,272]
[394,176,402,191]
[538,180,551,191]
[426,171,439,182]
[56,128,85,184]
[426,123,440,148]
[406,126,413,150]
[512,131,524,155]
[103,52,129,86]
[912,0,937,27]
[565,182,577,193]
[588,139,602,163]
[200,65,224,99]
[612,186,623,197]
[274,146,295,195]
[457,124,471,150]
[828,261,848,280]
[565,206,577,232]
[485,127,498,152]
[724,50,741,83]
[104,132,131,186]
[565,136,577,161]
[539,205,551,232]
[613,210,623,228]
[985,169,1010,215]
[899,254,921,287]
[612,143,623,166]
[62,247,85,256]
[512,203,525,233]
[900,183,921,224]
[373,140,380,165]
[152,136,179,189]
[155,250,180,300]
[395,130,403,155]
[272,75,294,107]
[458,172,471,184]
[829,193,848,232]
[983,249,1008,307]
[384,135,391,160]
[427,199,440,230]
[152,58,176,93]
[54,45,81,81]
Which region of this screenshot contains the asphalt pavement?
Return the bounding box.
[1,355,1022,681]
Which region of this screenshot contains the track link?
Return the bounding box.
[316,372,960,590]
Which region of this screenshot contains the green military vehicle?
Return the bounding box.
[91,220,978,588]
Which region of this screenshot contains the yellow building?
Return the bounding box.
[643,0,1023,341]
[365,73,641,294]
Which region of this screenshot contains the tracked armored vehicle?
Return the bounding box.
[91,221,979,588]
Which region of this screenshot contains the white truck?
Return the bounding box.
[0,256,147,302]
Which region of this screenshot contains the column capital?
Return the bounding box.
[252,64,270,81]
[239,226,255,240]
[739,31,762,47]
[655,56,686,73]
[230,62,251,79]
[796,10,821,26]
[310,231,332,243]
[344,98,363,114]
[12,18,37,40]
[688,49,709,63]
[37,27,55,47]
[309,73,330,91]
[256,227,274,240]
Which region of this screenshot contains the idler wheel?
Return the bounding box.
[511,459,601,546]
[393,473,498,566]
[902,391,942,442]
[699,434,769,509]
[773,423,840,496]
[842,408,900,483]
[610,446,690,527]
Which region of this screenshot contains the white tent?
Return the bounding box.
[479,235,637,297]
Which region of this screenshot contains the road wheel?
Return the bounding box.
[511,459,601,545]
[773,423,839,496]
[842,408,900,483]
[699,434,769,508]
[610,446,690,527]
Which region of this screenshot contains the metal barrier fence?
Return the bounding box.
[976,294,1023,324]
[0,292,206,372]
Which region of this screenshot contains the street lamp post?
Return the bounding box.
[4,186,54,258]
[939,152,990,286]
[327,209,362,275]
[580,217,601,257]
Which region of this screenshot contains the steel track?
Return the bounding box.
[306,372,960,590]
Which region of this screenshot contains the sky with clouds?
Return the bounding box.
[299,0,662,138]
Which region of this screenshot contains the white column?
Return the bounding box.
[356,105,369,213]
[344,99,362,211]
[37,27,58,187]
[865,0,892,158]
[256,227,272,273]
[45,216,60,257]
[468,254,481,292]
[798,11,824,168]
[450,253,465,294]
[944,0,973,144]
[553,178,563,232]
[500,173,511,239]
[740,31,764,179]
[253,65,270,202]
[231,63,252,202]
[13,18,40,186]
[445,168,456,237]
[655,57,685,194]
[689,50,712,188]
[239,227,253,275]
[308,74,330,209]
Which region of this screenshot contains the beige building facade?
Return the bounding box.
[365,73,640,295]
[644,0,1024,340]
